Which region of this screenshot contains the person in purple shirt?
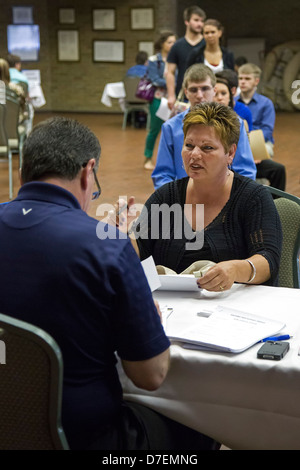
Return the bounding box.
[152,64,256,190]
[236,63,286,191]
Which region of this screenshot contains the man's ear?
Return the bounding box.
[255,77,260,87]
[80,159,95,191]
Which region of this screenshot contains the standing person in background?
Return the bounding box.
[166,5,206,111]
[144,31,176,170]
[186,19,234,74]
[126,51,148,78]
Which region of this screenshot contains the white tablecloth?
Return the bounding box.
[101,82,125,110]
[121,284,300,450]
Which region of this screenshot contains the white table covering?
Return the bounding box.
[120,284,300,450]
[101,82,125,110]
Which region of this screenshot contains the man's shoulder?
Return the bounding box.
[162,110,187,129]
[254,92,274,107]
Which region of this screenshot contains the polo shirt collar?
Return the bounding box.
[15,181,81,209]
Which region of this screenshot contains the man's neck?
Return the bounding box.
[240,88,256,104]
[185,30,203,46]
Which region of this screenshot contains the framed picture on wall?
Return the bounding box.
[57,30,80,61]
[93,9,116,30]
[59,8,75,24]
[93,40,124,63]
[130,8,154,30]
[12,6,33,24]
[138,41,154,57]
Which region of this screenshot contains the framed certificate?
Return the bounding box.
[57,30,80,62]
[59,8,75,24]
[130,8,154,30]
[93,9,116,30]
[12,6,33,24]
[93,40,124,63]
[138,41,154,57]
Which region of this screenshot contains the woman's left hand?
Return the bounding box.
[197,261,237,292]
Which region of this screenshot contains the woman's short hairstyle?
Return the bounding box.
[183,101,240,153]
[182,64,216,90]
[21,117,101,183]
[0,59,10,84]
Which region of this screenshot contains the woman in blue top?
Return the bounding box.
[144,31,176,170]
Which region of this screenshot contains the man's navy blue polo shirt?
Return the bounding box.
[0,182,170,449]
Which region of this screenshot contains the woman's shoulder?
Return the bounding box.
[233,172,273,201]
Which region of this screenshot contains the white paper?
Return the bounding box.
[155,97,171,121]
[141,256,161,292]
[158,274,199,292]
[166,305,286,353]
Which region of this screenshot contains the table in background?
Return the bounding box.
[120,284,300,450]
[101,82,125,110]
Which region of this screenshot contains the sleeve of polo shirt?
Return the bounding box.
[110,240,170,361]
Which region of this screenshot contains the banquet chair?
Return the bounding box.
[0,104,13,199]
[122,75,150,130]
[266,186,300,288]
[4,94,26,168]
[0,313,69,450]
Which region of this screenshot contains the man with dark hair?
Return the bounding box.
[126,51,148,77]
[0,117,218,451]
[166,5,206,109]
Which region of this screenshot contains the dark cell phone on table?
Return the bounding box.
[257,341,290,361]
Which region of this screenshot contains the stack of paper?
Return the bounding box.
[166,305,286,353]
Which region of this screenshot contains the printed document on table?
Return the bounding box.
[166,305,286,353]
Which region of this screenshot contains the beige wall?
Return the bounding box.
[1,0,299,113]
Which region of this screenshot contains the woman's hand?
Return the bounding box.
[197,261,238,292]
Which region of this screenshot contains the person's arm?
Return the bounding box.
[113,242,170,390]
[231,118,257,180]
[197,186,282,291]
[260,100,275,143]
[151,121,177,189]
[198,254,270,292]
[166,63,177,110]
[122,349,170,391]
